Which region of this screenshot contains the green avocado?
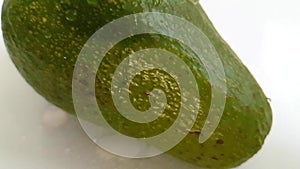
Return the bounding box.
[2,0,272,168]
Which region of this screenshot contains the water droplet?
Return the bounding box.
[42,30,52,39]
[86,0,99,5]
[190,0,199,5]
[60,0,71,5]
[153,0,161,6]
[65,9,78,21]
[42,17,47,23]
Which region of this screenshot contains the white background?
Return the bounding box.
[0,0,300,168]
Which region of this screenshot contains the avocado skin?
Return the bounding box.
[2,0,272,168]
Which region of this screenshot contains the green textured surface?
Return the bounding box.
[2,0,272,168]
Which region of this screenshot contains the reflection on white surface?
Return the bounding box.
[1,0,300,169]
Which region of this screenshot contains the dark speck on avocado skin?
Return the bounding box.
[2,0,272,169]
[216,139,224,145]
[211,156,219,161]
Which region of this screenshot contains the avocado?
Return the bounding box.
[1,0,272,168]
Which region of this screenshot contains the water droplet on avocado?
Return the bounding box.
[60,0,71,6]
[65,9,78,21]
[42,29,52,39]
[87,0,99,5]
[153,0,161,6]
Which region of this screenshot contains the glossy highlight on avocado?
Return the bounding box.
[2,0,272,168]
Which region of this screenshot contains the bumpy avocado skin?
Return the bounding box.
[2,0,272,168]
